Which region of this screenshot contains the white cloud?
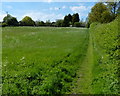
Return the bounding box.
[62,6,66,9]
[47,0,52,2]
[21,11,64,22]
[70,5,93,18]
[54,7,59,10]
[0,11,6,21]
[70,5,93,13]
[70,5,89,13]
[1,0,100,2]
[49,6,66,11]
[49,7,60,11]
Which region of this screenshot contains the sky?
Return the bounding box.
[0,2,96,22]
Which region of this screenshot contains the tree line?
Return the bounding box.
[0,1,120,27]
[86,2,120,27]
[0,13,86,27]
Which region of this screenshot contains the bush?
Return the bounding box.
[90,18,119,94]
[20,16,35,26]
[35,21,45,26]
[73,22,81,27]
[3,14,19,26]
[1,23,8,27]
[90,22,100,29]
[55,20,64,27]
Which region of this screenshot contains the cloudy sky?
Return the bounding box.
[0,2,96,22]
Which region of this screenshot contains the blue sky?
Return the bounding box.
[1,2,96,22]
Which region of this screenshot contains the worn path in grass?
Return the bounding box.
[72,32,94,94]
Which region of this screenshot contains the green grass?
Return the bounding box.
[72,32,94,94]
[2,27,89,94]
[2,17,119,95]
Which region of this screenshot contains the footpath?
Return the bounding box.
[72,32,94,94]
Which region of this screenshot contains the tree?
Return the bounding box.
[9,17,19,26]
[116,1,120,16]
[72,13,80,25]
[3,14,18,26]
[3,14,12,23]
[35,20,45,26]
[62,15,70,27]
[105,1,120,19]
[101,11,114,23]
[51,22,56,27]
[106,2,119,14]
[45,20,51,26]
[20,16,35,26]
[85,17,90,28]
[73,22,81,27]
[67,14,72,23]
[88,3,113,24]
[117,7,120,15]
[55,19,64,27]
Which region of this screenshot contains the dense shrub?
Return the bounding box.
[0,23,8,27]
[20,16,35,26]
[3,14,19,26]
[90,16,119,94]
[73,22,81,27]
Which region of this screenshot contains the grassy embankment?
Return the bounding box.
[90,17,119,94]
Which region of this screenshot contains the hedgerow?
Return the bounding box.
[90,16,120,94]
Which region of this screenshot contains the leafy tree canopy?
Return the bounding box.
[55,19,64,27]
[3,14,18,26]
[88,3,113,23]
[21,16,35,26]
[72,13,80,25]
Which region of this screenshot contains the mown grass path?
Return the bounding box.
[73,32,93,94]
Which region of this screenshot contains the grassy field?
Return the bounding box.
[2,18,119,95]
[2,27,89,94]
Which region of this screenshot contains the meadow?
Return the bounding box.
[2,27,89,94]
[2,16,119,95]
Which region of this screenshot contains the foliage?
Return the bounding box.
[73,22,81,27]
[72,13,80,25]
[35,20,45,26]
[106,2,119,15]
[20,16,35,26]
[88,3,113,24]
[90,17,119,94]
[0,23,8,27]
[67,14,72,23]
[62,15,70,27]
[55,20,64,27]
[86,22,90,28]
[45,20,51,26]
[1,13,83,27]
[2,27,89,95]
[116,1,120,16]
[3,14,19,26]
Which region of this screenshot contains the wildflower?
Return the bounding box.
[20,57,25,60]
[102,56,103,59]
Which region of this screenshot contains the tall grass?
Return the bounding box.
[2,27,89,95]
